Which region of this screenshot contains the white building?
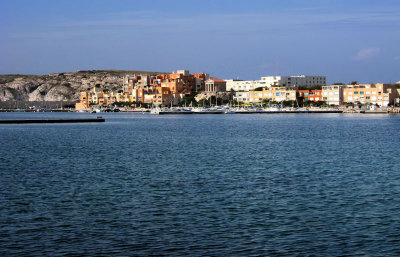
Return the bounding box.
[176,70,190,76]
[225,79,269,92]
[322,85,344,105]
[226,75,326,92]
[260,75,326,88]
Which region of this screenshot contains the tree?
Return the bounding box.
[178,91,199,106]
[314,101,327,107]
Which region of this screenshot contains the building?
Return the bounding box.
[322,85,344,105]
[342,83,398,106]
[225,79,269,92]
[298,90,323,102]
[260,75,326,88]
[205,79,226,92]
[76,69,211,109]
[193,73,210,91]
[225,75,326,92]
[75,92,89,110]
[234,86,297,103]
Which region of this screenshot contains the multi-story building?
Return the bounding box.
[75,92,89,110]
[298,90,323,102]
[343,83,398,106]
[76,69,210,110]
[226,75,326,92]
[193,73,210,91]
[322,85,344,105]
[260,75,326,88]
[234,86,297,103]
[225,79,269,92]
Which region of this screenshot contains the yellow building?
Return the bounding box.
[234,87,297,103]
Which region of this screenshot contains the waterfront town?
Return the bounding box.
[75,69,400,112]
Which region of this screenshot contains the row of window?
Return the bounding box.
[347,96,388,101]
[345,91,381,95]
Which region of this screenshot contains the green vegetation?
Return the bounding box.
[297,85,322,90]
[197,96,228,107]
[178,92,199,106]
[299,100,327,107]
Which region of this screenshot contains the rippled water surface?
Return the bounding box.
[1,112,400,256]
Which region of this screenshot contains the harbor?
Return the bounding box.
[150,107,345,115]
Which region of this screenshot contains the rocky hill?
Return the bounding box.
[0,70,163,102]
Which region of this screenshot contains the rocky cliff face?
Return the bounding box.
[195,91,233,102]
[0,70,160,102]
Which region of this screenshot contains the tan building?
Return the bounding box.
[75,92,89,110]
[322,85,344,105]
[343,83,398,106]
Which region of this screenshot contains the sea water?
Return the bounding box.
[1,112,400,256]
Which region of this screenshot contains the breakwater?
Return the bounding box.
[0,118,105,124]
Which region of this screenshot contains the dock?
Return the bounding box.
[0,118,105,124]
[234,110,343,114]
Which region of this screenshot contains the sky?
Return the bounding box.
[1,0,399,83]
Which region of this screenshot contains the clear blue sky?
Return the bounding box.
[1,0,399,83]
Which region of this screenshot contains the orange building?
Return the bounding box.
[75,69,211,109]
[298,90,323,102]
[75,92,89,110]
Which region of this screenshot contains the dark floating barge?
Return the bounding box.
[0,118,105,124]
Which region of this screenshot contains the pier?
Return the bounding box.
[0,118,105,124]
